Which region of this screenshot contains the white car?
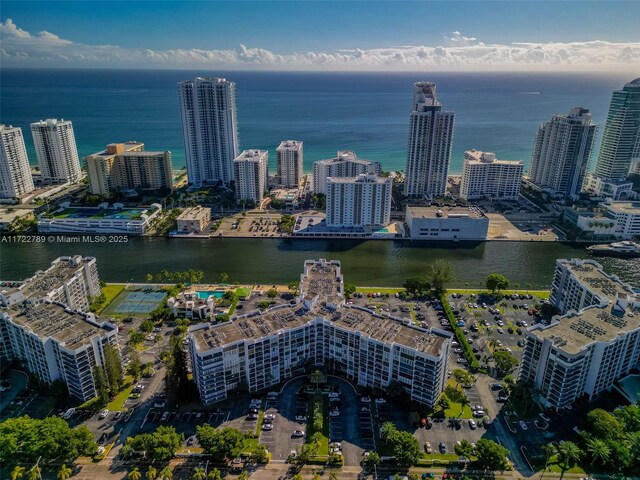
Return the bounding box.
[328,392,340,399]
[361,396,371,403]
[456,358,467,364]
[497,327,504,334]
[99,409,109,420]
[329,410,340,417]
[375,398,386,404]
[261,423,273,431]
[295,415,306,422]
[154,400,166,408]
[519,420,528,430]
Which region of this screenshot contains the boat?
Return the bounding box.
[587,241,640,258]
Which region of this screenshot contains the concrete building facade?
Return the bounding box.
[30,119,82,184]
[188,259,451,406]
[178,77,239,187]
[529,107,597,198]
[86,142,172,195]
[233,149,268,204]
[0,125,35,198]
[405,205,489,240]
[176,206,211,234]
[0,255,101,312]
[589,78,640,198]
[460,150,523,200]
[404,82,455,198]
[313,151,380,195]
[276,140,304,188]
[520,259,640,410]
[325,174,392,227]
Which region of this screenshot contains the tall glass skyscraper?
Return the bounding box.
[594,78,640,181]
[530,107,597,198]
[404,82,455,198]
[178,77,239,187]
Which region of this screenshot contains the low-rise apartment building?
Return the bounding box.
[188,259,451,406]
[176,206,211,234]
[38,202,162,235]
[0,255,100,312]
[460,150,523,200]
[602,201,640,239]
[520,259,640,410]
[0,301,119,402]
[405,205,489,240]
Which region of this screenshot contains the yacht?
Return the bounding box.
[587,241,640,258]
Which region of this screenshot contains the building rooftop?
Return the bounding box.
[315,151,375,166]
[559,259,635,302]
[2,256,94,303]
[277,140,303,150]
[407,205,486,219]
[5,301,115,350]
[531,304,640,355]
[603,201,640,214]
[177,206,211,220]
[190,258,450,357]
[235,150,267,162]
[464,150,523,166]
[327,174,390,184]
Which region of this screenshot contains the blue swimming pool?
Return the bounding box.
[196,290,225,300]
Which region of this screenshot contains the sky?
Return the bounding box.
[2,1,640,71]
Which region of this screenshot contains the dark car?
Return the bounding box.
[439,442,447,453]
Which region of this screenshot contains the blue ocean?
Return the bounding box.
[0,69,632,174]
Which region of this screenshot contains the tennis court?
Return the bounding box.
[104,289,166,315]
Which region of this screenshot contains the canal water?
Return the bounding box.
[2,238,638,288]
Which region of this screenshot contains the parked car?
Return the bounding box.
[99,410,109,420]
[439,442,447,453]
[292,430,305,437]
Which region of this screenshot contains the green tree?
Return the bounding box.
[127,350,142,380]
[141,467,156,480]
[128,468,142,480]
[379,421,397,441]
[103,343,123,396]
[585,408,623,441]
[140,319,155,333]
[436,393,450,411]
[586,438,611,466]
[206,469,221,480]
[485,273,510,293]
[541,443,556,474]
[120,426,184,462]
[191,468,206,480]
[288,281,300,295]
[257,300,271,310]
[164,334,196,403]
[310,369,323,389]
[403,275,430,297]
[429,259,454,294]
[452,369,474,387]
[237,473,249,480]
[57,464,73,480]
[388,430,420,466]
[158,467,173,480]
[364,451,380,467]
[344,283,357,298]
[557,441,582,479]
[459,394,471,418]
[196,426,245,460]
[92,365,110,404]
[613,405,640,432]
[27,466,40,480]
[11,466,25,480]
[475,439,509,471]
[267,288,278,298]
[455,439,475,459]
[219,272,229,284]
[252,443,269,463]
[292,474,303,480]
[493,350,519,376]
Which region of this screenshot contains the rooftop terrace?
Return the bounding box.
[407,205,486,219]
[561,259,634,301]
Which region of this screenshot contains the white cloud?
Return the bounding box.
[1,19,639,71]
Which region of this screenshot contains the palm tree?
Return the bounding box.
[128,467,143,480]
[459,394,471,418]
[540,443,556,479]
[158,467,173,480]
[237,472,249,480]
[586,438,610,466]
[11,466,25,480]
[557,441,582,479]
[27,466,41,480]
[309,369,323,390]
[329,473,339,480]
[627,431,640,460]
[57,464,73,480]
[191,467,206,480]
[206,469,221,480]
[380,421,396,441]
[145,466,158,480]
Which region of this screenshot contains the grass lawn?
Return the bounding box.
[235,287,252,298]
[443,403,473,419]
[106,376,136,411]
[419,453,459,462]
[448,288,550,298]
[545,459,586,474]
[356,287,403,294]
[228,296,240,315]
[307,394,329,456]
